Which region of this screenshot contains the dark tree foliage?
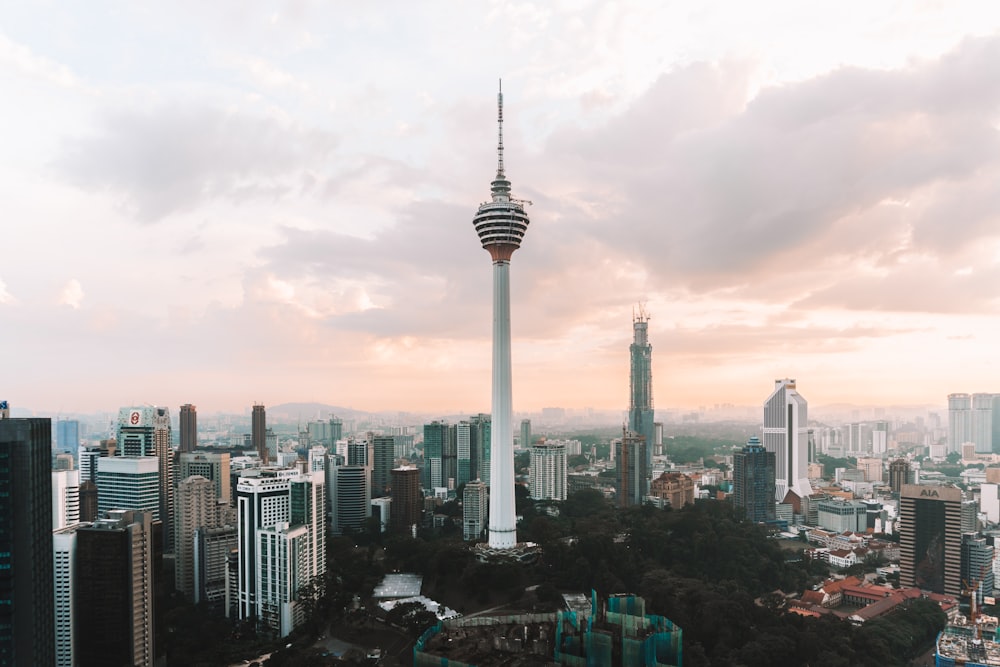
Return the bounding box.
[529,496,945,666]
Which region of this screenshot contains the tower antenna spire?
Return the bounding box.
[497,78,505,179]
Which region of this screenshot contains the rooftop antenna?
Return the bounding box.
[497,78,505,180]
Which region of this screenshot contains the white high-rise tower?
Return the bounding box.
[763,378,812,504]
[473,81,530,550]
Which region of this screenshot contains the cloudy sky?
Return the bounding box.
[3,1,1000,416]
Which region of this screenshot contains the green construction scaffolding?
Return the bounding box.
[413,591,682,667]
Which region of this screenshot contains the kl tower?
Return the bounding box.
[473,81,531,552]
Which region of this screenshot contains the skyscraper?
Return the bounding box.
[97,457,160,521]
[55,420,80,451]
[422,421,448,490]
[520,419,532,448]
[972,393,995,454]
[116,406,174,550]
[889,458,911,496]
[252,404,267,463]
[175,475,221,600]
[254,472,326,637]
[180,403,197,453]
[372,435,395,497]
[948,393,972,455]
[899,484,962,596]
[733,436,776,523]
[628,308,655,474]
[529,442,567,501]
[473,82,530,551]
[178,451,231,505]
[331,465,370,536]
[77,444,102,484]
[236,474,290,622]
[762,379,812,505]
[76,510,154,667]
[961,533,994,605]
[53,524,84,667]
[470,413,491,485]
[390,467,422,534]
[51,469,81,531]
[616,429,648,507]
[0,416,56,667]
[456,421,473,487]
[463,481,488,541]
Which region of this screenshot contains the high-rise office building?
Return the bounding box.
[762,379,811,505]
[899,484,962,596]
[872,421,889,455]
[463,481,488,541]
[76,510,154,667]
[0,416,55,667]
[948,393,973,455]
[331,465,370,536]
[51,469,81,531]
[390,466,422,533]
[733,436,776,523]
[520,419,532,448]
[78,480,98,522]
[289,471,326,590]
[175,475,222,600]
[422,421,448,490]
[442,424,458,489]
[889,459,911,496]
[372,435,395,497]
[236,474,290,622]
[195,525,237,608]
[180,403,197,453]
[97,456,160,520]
[347,436,371,468]
[615,430,648,507]
[962,498,979,534]
[252,404,267,463]
[972,393,996,454]
[77,444,102,484]
[116,406,174,550]
[307,446,327,474]
[53,523,85,667]
[470,414,491,485]
[473,83,530,551]
[961,533,994,605]
[55,420,80,451]
[529,442,567,501]
[456,422,473,487]
[178,451,231,505]
[254,471,326,637]
[628,308,655,474]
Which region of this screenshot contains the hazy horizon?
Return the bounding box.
[3,3,1000,414]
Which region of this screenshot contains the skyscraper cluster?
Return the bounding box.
[947,392,1000,454]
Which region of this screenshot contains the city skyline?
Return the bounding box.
[4,4,1000,414]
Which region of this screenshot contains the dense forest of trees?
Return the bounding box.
[377,491,946,667]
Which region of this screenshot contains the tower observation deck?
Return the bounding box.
[474,81,531,552]
[473,82,531,263]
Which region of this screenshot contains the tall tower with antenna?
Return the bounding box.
[629,305,655,488]
[473,81,530,550]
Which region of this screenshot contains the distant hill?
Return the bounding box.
[266,402,367,422]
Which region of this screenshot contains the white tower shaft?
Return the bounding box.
[488,260,516,548]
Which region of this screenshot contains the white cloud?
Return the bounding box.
[58,279,84,309]
[0,32,84,90]
[0,279,14,305]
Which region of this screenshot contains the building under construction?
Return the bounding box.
[414,591,682,667]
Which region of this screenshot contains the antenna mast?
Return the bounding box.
[497,79,505,179]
